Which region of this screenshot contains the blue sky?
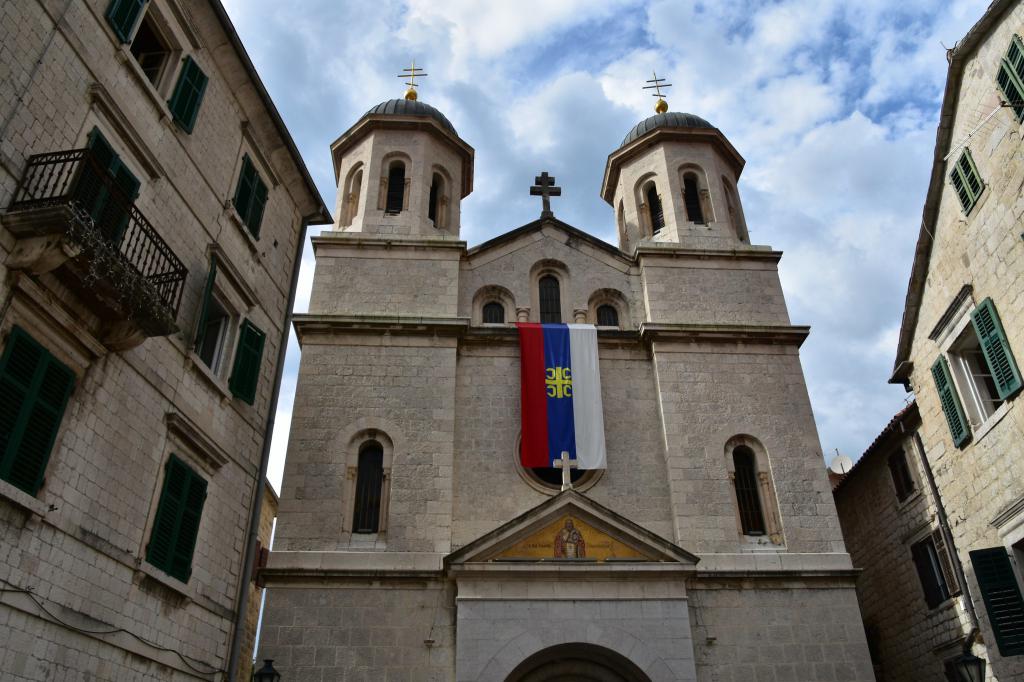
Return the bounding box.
[220,0,989,491]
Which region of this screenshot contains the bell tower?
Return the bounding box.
[330,65,474,238]
[601,75,749,253]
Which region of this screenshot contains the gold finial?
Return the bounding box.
[642,71,672,114]
[398,59,427,100]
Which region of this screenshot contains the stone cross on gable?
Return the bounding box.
[553,451,578,491]
[530,172,561,218]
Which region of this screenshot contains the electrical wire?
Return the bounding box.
[0,578,225,677]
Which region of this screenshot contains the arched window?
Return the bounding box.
[385,161,405,214]
[722,178,748,242]
[538,275,561,323]
[733,446,766,535]
[482,301,505,323]
[428,172,442,227]
[596,304,619,327]
[352,441,384,533]
[645,183,665,234]
[683,174,705,224]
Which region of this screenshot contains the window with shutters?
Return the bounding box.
[105,0,146,43]
[385,161,406,215]
[146,455,207,583]
[482,302,505,324]
[998,35,1024,122]
[75,128,141,245]
[232,155,269,239]
[193,256,233,375]
[971,547,1024,656]
[229,320,266,405]
[538,275,562,323]
[0,327,75,496]
[911,533,956,609]
[888,448,916,502]
[949,149,984,215]
[938,298,1021,442]
[732,446,766,535]
[352,441,384,533]
[129,12,170,88]
[167,56,208,134]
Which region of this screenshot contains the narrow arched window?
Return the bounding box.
[428,173,442,227]
[683,174,705,224]
[646,183,665,234]
[616,201,625,243]
[733,446,765,535]
[539,276,561,323]
[482,302,505,323]
[352,441,384,533]
[596,304,619,327]
[385,161,405,214]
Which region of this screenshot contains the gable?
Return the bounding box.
[446,490,698,567]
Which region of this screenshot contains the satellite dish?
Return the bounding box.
[829,454,854,475]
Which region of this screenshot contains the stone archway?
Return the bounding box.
[505,643,653,682]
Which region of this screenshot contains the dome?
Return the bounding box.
[621,111,714,147]
[364,98,457,136]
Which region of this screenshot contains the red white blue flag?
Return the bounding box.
[517,323,607,469]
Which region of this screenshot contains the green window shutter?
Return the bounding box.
[931,356,971,448]
[147,455,207,582]
[950,150,983,214]
[105,0,146,43]
[78,129,140,243]
[0,327,75,496]
[971,298,1023,400]
[970,547,1024,657]
[998,36,1024,122]
[167,57,208,134]
[228,320,266,405]
[246,176,268,239]
[192,255,218,352]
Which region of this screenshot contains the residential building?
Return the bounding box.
[883,0,1024,677]
[0,1,329,679]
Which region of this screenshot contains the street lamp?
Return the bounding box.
[947,652,986,682]
[252,659,281,682]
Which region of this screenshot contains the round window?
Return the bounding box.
[513,434,602,494]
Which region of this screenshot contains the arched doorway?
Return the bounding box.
[505,643,652,682]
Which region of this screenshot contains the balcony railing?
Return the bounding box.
[9,148,188,316]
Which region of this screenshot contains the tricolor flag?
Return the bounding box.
[517,323,607,469]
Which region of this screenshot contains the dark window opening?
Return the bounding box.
[482,302,505,324]
[888,449,916,502]
[646,184,665,234]
[429,173,441,226]
[596,304,619,327]
[683,174,705,224]
[531,466,585,487]
[912,535,952,608]
[197,298,229,373]
[385,162,405,214]
[353,442,384,533]
[129,15,169,86]
[539,276,561,323]
[733,446,766,535]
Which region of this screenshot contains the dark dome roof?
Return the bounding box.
[621,112,714,147]
[364,98,457,136]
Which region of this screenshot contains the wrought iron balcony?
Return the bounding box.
[3,148,188,347]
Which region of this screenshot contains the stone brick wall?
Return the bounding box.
[0,0,322,678]
[833,411,972,680]
[905,3,1024,679]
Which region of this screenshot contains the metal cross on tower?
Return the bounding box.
[553,451,578,491]
[398,59,427,100]
[530,172,561,218]
[643,71,672,113]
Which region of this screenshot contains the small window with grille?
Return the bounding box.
[732,446,766,536]
[352,441,385,533]
[482,302,505,324]
[596,304,619,328]
[539,276,561,323]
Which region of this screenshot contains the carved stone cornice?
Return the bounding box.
[639,323,810,347]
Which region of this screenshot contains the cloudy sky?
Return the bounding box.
[220,0,989,491]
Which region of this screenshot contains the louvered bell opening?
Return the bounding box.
[646,185,665,233]
[385,163,405,215]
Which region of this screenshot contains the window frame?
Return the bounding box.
[342,431,393,536]
[167,55,208,134]
[949,149,984,215]
[887,447,917,503]
[145,454,207,583]
[538,275,562,324]
[105,0,147,44]
[997,34,1024,123]
[911,532,955,609]
[482,301,506,324]
[232,154,269,240]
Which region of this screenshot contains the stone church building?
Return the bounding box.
[258,91,876,681]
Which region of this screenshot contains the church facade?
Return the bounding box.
[258,92,875,681]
